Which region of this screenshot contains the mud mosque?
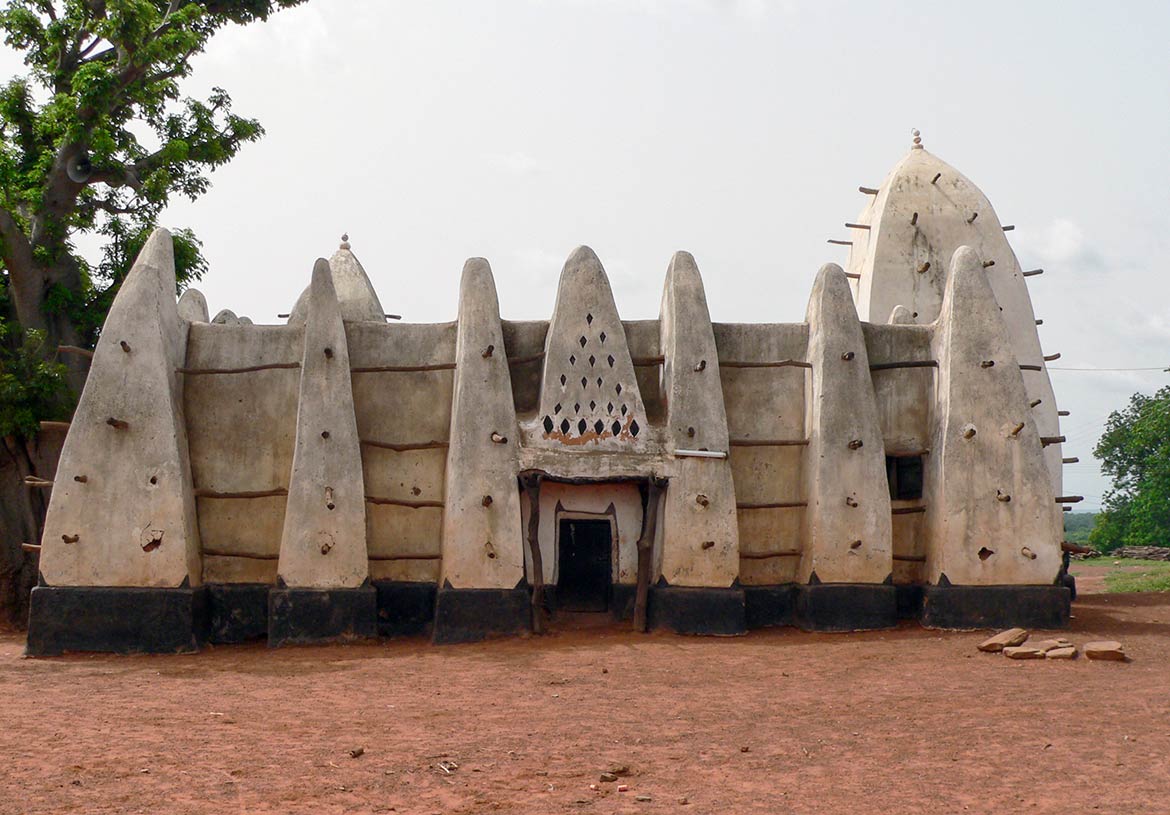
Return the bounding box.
[26,134,1079,654]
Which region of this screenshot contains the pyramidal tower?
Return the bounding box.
[840,131,1064,493]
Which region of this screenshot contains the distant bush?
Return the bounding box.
[1091,387,1170,553]
[1063,512,1098,545]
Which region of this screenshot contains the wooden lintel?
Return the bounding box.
[178,362,300,375]
[58,345,94,359]
[720,359,812,369]
[196,488,289,499]
[364,496,444,509]
[869,360,939,371]
[360,439,450,453]
[350,362,456,373]
[736,502,807,510]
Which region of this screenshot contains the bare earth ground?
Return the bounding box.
[2,590,1169,815]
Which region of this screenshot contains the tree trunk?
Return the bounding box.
[0,434,62,628]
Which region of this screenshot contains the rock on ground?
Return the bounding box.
[1003,646,1046,660]
[978,628,1029,652]
[1084,641,1127,661]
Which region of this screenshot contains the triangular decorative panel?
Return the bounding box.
[533,246,649,452]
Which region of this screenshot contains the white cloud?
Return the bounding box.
[202,4,332,71]
[1022,217,1104,273]
[486,151,542,175]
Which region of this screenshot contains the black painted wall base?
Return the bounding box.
[610,583,637,622]
[26,584,207,656]
[374,581,436,638]
[650,585,747,636]
[921,584,1070,630]
[795,583,897,632]
[433,583,531,644]
[895,584,925,620]
[744,584,797,628]
[207,584,269,644]
[268,585,377,647]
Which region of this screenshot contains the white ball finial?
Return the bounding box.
[340,233,350,250]
[911,128,923,149]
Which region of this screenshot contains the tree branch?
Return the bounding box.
[87,165,142,192]
[0,206,44,333]
[89,198,136,216]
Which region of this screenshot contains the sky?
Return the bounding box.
[5,0,1170,509]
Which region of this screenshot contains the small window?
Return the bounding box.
[886,455,924,501]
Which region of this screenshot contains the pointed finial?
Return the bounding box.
[340,233,350,250]
[911,128,923,149]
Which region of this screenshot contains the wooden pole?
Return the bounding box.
[633,476,667,633]
[520,472,545,634]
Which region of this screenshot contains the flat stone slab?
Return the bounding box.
[1084,641,1127,661]
[1032,638,1072,653]
[1003,646,1046,659]
[1046,646,1078,659]
[978,628,1029,652]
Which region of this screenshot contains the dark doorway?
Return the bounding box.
[557,519,612,612]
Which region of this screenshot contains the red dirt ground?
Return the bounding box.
[2,592,1169,815]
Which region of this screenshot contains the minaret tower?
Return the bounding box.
[839,132,1063,493]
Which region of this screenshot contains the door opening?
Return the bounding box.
[557,519,612,612]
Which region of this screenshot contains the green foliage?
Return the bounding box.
[67,220,208,344]
[1063,512,1098,545]
[1091,386,1170,551]
[0,0,302,437]
[0,327,70,437]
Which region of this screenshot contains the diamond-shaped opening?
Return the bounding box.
[630,419,640,437]
[615,383,623,395]
[579,336,587,348]
[577,419,587,435]
[574,403,580,414]
[594,419,605,434]
[569,354,576,365]
[600,331,607,343]
[586,313,593,325]
[560,374,566,386]
[580,377,588,389]
[560,418,571,434]
[596,377,603,387]
[542,415,554,434]
[612,420,622,436]
[554,403,562,414]
[589,400,596,411]
[621,404,628,415]
[607,402,614,414]
[607,354,615,367]
[589,355,596,367]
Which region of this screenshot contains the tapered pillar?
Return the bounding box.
[269,259,375,645]
[28,228,204,655]
[434,258,528,643]
[921,247,1066,628]
[655,251,744,635]
[797,264,895,631]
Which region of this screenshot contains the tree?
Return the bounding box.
[0,0,303,624]
[1091,386,1170,552]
